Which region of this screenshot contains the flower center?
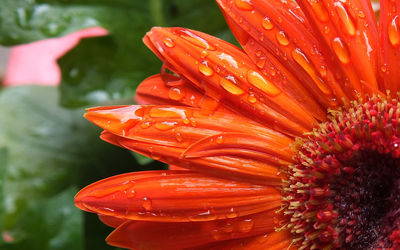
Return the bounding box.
[283,95,400,249]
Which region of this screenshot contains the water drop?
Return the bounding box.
[319,65,327,77]
[292,49,330,94]
[163,37,175,48]
[262,17,274,30]
[226,208,238,218]
[199,62,214,76]
[247,70,281,96]
[256,57,266,68]
[248,94,257,103]
[331,37,350,64]
[219,77,245,96]
[155,121,177,131]
[200,50,208,59]
[216,135,224,144]
[276,31,290,46]
[238,218,254,233]
[141,197,152,211]
[150,107,184,118]
[335,2,356,36]
[310,0,329,22]
[189,210,217,221]
[235,0,254,11]
[388,16,400,47]
[168,87,185,101]
[221,222,234,232]
[381,64,389,74]
[179,29,216,50]
[141,121,151,129]
[175,132,183,142]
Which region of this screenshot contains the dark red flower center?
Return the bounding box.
[283,95,400,249]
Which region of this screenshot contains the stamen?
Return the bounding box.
[283,95,400,249]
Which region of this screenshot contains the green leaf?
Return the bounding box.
[1,187,83,250]
[0,0,234,108]
[0,86,162,249]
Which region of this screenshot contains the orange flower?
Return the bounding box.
[75,0,400,249]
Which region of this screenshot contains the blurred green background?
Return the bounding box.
[0,0,234,249]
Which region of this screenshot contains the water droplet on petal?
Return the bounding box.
[155,121,177,131]
[262,17,274,30]
[168,87,185,101]
[175,132,183,142]
[247,70,281,96]
[309,0,329,22]
[276,31,289,46]
[199,62,214,76]
[216,135,224,144]
[221,222,234,232]
[331,37,351,64]
[163,37,175,48]
[248,94,257,103]
[226,208,238,218]
[238,218,254,233]
[335,2,356,36]
[219,77,245,96]
[189,210,217,221]
[292,49,331,95]
[141,121,151,129]
[388,16,400,47]
[179,29,216,50]
[141,197,152,211]
[235,0,254,11]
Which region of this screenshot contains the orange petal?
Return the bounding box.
[84,105,293,183]
[102,131,286,185]
[136,73,229,115]
[84,105,293,157]
[296,0,379,96]
[106,210,282,250]
[182,132,293,163]
[379,0,400,94]
[98,214,128,228]
[191,230,294,250]
[144,27,317,136]
[75,171,281,222]
[217,0,347,113]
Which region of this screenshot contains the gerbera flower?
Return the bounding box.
[74,0,400,249]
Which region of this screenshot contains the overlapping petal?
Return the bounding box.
[105,210,283,250]
[297,0,379,96]
[217,0,348,111]
[144,27,318,136]
[75,170,281,223]
[85,105,293,184]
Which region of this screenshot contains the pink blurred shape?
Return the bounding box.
[3,27,108,86]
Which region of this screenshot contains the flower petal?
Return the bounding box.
[144,27,317,136]
[106,210,281,250]
[102,131,285,185]
[191,231,293,250]
[84,105,293,183]
[296,0,379,96]
[136,73,227,114]
[75,171,281,222]
[379,0,400,93]
[98,214,127,228]
[217,0,348,111]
